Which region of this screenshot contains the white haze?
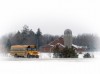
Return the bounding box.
[0,0,100,38]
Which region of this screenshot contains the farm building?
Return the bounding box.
[40,29,86,53]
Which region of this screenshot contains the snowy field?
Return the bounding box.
[0,51,100,61]
[0,51,100,74]
[0,52,100,74]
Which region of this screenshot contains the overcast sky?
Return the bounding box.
[0,0,100,38]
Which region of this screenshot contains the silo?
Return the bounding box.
[64,29,72,48]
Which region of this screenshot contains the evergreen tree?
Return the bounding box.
[22,25,30,34]
[13,31,22,44]
[36,28,42,49]
[21,25,30,44]
[53,45,61,58]
[6,39,11,52]
[53,46,78,58]
[27,29,35,44]
[61,46,78,58]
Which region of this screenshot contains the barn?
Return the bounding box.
[40,29,86,53]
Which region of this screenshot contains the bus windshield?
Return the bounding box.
[27,48,36,51]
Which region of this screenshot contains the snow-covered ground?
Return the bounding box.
[0,51,100,60]
[39,52,100,59]
[39,53,54,59]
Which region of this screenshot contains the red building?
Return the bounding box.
[40,37,86,53]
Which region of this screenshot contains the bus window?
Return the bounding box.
[31,48,36,50]
[27,48,32,50]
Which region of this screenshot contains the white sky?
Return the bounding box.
[0,0,100,37]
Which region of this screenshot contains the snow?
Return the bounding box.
[78,54,84,58]
[0,51,100,60]
[72,44,82,48]
[72,44,87,49]
[39,53,54,59]
[56,43,65,47]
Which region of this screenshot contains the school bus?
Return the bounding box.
[10,45,39,58]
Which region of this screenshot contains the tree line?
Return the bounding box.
[73,34,100,51]
[1,25,100,52]
[2,25,59,52]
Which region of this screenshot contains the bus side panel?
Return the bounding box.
[10,50,27,57]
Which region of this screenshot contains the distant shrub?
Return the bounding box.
[83,53,91,58]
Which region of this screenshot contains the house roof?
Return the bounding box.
[49,37,64,45]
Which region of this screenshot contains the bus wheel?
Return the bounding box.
[14,54,18,58]
[27,54,31,58]
[36,55,39,58]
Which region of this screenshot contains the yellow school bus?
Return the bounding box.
[10,45,39,58]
